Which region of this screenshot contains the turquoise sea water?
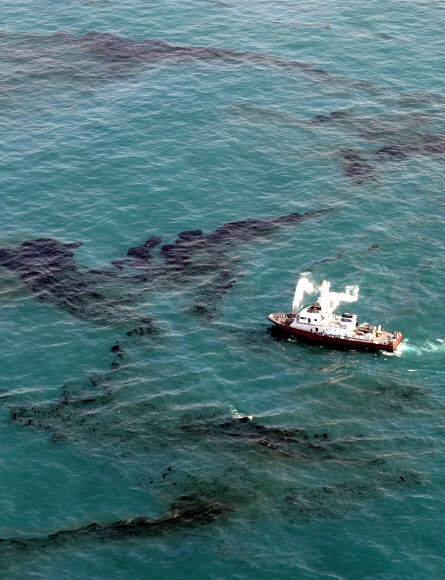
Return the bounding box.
[0,1,444,578]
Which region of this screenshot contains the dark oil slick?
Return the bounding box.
[182,413,364,462]
[0,209,327,324]
[306,110,445,183]
[227,103,445,184]
[4,203,335,547]
[375,135,445,159]
[0,24,438,566]
[0,30,331,99]
[339,137,445,183]
[0,365,429,557]
[283,470,426,523]
[0,498,231,557]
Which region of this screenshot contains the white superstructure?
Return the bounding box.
[292,280,365,340]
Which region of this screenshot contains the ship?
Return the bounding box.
[268,280,403,352]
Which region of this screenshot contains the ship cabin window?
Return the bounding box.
[308,318,311,323]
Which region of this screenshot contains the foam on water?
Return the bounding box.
[394,338,445,358]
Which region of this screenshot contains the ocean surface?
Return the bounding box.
[0,1,444,578]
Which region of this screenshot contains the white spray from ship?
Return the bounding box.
[292,277,314,314]
[291,277,359,317]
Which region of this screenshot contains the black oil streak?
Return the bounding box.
[283,470,425,522]
[0,210,328,324]
[304,251,343,272]
[73,32,328,74]
[375,136,445,159]
[340,136,445,183]
[340,148,376,184]
[181,415,379,463]
[308,110,351,124]
[0,31,331,78]
[0,500,231,556]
